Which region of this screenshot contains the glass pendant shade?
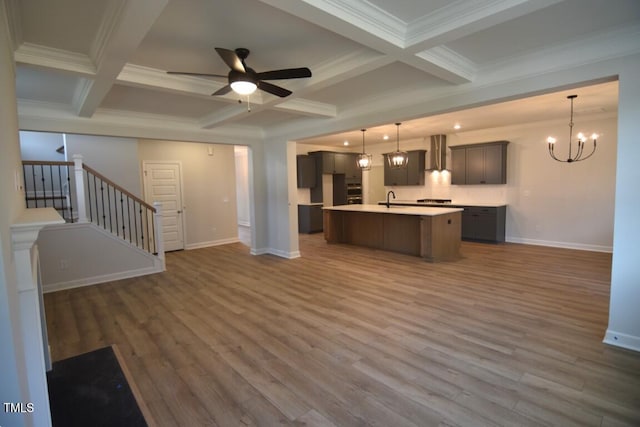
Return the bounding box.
[357,129,372,170]
[357,153,372,170]
[388,122,409,169]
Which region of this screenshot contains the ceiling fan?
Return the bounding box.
[167,47,312,98]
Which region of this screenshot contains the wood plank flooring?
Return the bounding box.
[44,234,640,426]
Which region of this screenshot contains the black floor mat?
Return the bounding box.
[47,346,147,427]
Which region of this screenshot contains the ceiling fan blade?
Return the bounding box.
[215,47,245,73]
[258,81,292,97]
[256,67,312,80]
[167,71,227,78]
[212,85,232,96]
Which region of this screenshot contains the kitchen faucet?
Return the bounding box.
[386,190,396,208]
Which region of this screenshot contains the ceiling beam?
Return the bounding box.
[405,0,564,51]
[75,0,169,117]
[14,43,96,76]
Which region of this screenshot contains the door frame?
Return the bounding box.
[142,160,187,251]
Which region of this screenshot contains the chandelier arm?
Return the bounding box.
[575,142,597,161]
[548,144,561,162]
[573,140,584,162]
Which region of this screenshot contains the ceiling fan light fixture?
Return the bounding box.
[230,80,257,96]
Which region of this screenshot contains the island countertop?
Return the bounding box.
[323,204,463,216]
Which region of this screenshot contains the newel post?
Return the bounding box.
[72,154,88,223]
[153,201,165,270]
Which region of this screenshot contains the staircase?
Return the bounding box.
[23,155,165,290]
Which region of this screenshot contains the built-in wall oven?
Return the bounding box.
[346,183,363,204]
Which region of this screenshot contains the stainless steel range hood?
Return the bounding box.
[428,134,447,171]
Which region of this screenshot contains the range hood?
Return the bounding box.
[428,134,447,171]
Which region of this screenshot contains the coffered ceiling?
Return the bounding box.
[7,0,640,145]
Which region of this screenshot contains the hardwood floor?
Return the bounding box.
[44,234,640,426]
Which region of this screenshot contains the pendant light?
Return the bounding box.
[357,129,372,170]
[547,94,598,162]
[388,122,409,169]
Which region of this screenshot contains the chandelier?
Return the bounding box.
[388,122,409,169]
[357,129,372,170]
[547,94,598,163]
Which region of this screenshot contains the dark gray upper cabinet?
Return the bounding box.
[383,150,426,186]
[449,141,508,185]
[344,153,362,180]
[296,155,316,188]
[309,151,361,180]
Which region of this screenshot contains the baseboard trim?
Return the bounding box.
[43,265,163,294]
[248,247,301,259]
[603,330,640,353]
[185,237,240,250]
[506,236,612,253]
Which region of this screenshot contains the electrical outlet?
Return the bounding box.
[59,260,68,271]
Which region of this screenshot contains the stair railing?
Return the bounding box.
[22,155,164,265]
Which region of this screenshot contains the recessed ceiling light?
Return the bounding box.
[454,124,461,130]
[343,141,349,146]
[383,135,389,140]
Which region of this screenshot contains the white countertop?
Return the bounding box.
[323,204,463,216]
[379,200,507,208]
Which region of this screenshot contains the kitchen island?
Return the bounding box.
[323,204,463,262]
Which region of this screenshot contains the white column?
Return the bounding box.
[153,201,165,270]
[72,154,88,223]
[10,208,65,427]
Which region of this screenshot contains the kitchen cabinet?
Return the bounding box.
[298,204,323,233]
[296,155,316,188]
[461,206,506,242]
[344,153,362,180]
[311,151,360,178]
[450,141,508,185]
[383,150,426,186]
[378,201,506,243]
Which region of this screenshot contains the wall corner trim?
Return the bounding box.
[603,329,640,353]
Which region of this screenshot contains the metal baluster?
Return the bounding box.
[31,165,38,208]
[113,187,119,237]
[145,208,150,252]
[127,196,132,243]
[40,165,46,207]
[120,190,125,239]
[93,174,99,226]
[57,165,64,221]
[139,203,144,250]
[86,170,93,222]
[107,183,113,233]
[100,178,106,228]
[49,165,55,212]
[22,164,28,208]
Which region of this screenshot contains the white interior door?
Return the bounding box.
[143,161,185,252]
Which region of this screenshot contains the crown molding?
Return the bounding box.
[416,46,477,83]
[302,0,406,47]
[274,98,336,118]
[117,63,226,97]
[14,42,96,76]
[406,0,562,49]
[90,0,128,69]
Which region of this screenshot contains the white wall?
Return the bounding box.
[19,131,64,161]
[606,57,640,352]
[138,139,239,249]
[65,134,141,198]
[38,223,160,292]
[0,3,32,425]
